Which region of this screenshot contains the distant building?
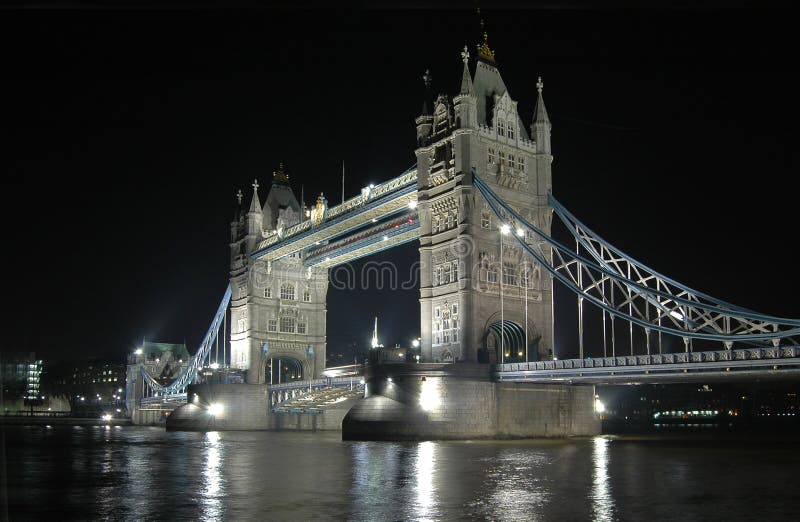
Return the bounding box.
[1,352,43,402]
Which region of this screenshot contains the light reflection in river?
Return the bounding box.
[592,437,616,521]
[202,431,223,521]
[414,441,437,521]
[6,428,800,521]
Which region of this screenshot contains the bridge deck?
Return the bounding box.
[496,346,800,384]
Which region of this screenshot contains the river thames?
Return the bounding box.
[3,425,799,521]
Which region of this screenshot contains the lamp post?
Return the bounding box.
[517,227,527,363]
[500,223,510,364]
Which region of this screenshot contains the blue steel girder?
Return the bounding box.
[251,167,418,263]
[472,172,800,346]
[140,284,232,396]
[304,211,420,268]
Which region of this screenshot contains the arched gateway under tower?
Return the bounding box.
[227,35,553,384]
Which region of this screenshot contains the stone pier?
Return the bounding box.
[342,363,600,440]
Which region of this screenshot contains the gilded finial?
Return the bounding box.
[537,76,544,94]
[476,31,495,63]
[461,45,470,64]
[252,178,259,192]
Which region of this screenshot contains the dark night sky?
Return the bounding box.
[1,1,798,363]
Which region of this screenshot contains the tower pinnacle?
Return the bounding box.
[533,76,550,125]
[249,178,262,213]
[459,45,474,95]
[236,189,243,205]
[422,69,433,115]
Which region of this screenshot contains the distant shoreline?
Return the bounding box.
[0,416,133,427]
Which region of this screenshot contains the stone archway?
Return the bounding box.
[264,355,306,385]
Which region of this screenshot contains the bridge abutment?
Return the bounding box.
[342,363,599,440]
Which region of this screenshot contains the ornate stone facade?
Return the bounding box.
[416,41,554,364]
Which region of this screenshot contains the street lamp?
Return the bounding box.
[500,223,510,365]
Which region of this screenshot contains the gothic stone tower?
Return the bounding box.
[229,166,329,384]
[416,37,554,364]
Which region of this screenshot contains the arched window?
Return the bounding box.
[280,283,295,301]
[303,288,311,302]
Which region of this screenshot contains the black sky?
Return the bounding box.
[1,1,798,363]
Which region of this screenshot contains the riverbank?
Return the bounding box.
[0,416,132,426]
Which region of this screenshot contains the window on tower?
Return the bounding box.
[279,316,296,333]
[497,118,505,137]
[507,121,515,139]
[303,288,311,302]
[280,283,295,301]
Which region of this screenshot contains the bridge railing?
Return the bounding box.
[499,345,800,373]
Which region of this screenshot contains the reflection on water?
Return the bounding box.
[202,431,224,521]
[4,427,800,521]
[592,437,615,521]
[415,441,436,521]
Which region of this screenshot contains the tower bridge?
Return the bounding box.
[128,34,800,437]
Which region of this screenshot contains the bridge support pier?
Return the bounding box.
[342,363,600,440]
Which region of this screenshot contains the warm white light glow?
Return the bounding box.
[135,348,143,355]
[209,362,220,370]
[208,403,224,416]
[516,228,525,237]
[669,310,684,321]
[101,414,112,421]
[595,398,606,414]
[500,223,511,235]
[409,200,417,209]
[412,339,420,348]
[387,377,393,383]
[419,379,440,411]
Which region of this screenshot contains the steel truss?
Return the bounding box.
[140,284,232,396]
[473,172,800,352]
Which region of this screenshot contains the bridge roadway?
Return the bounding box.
[252,167,419,267]
[496,345,800,384]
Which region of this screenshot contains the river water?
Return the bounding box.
[2,425,798,521]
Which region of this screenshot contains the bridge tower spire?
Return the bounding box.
[532,76,552,155]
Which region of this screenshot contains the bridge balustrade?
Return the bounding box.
[498,345,800,378]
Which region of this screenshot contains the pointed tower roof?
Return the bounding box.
[272,162,290,185]
[421,69,433,115]
[459,45,474,95]
[248,179,262,213]
[533,76,551,125]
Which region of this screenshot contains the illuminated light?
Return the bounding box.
[408,200,417,209]
[305,209,311,217]
[359,379,365,385]
[207,403,224,416]
[669,310,684,321]
[118,388,123,393]
[101,414,112,422]
[371,218,377,222]
[325,257,331,262]
[383,235,388,241]
[135,348,143,355]
[517,351,523,356]
[210,362,220,370]
[116,408,121,413]
[516,228,524,237]
[397,353,404,358]
[412,339,420,348]
[419,378,440,411]
[595,399,606,414]
[500,223,511,235]
[387,377,393,383]
[369,183,375,189]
